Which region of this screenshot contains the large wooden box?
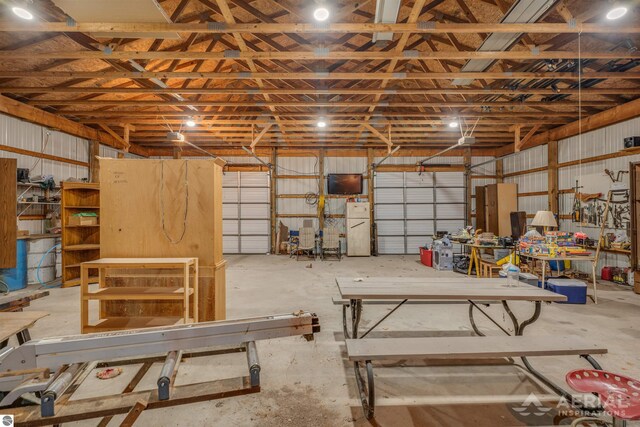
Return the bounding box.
[99,158,226,320]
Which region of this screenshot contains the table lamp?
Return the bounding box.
[531,210,558,233]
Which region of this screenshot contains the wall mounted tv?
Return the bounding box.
[327,174,363,195]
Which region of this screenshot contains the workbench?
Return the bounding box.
[0,285,49,312]
[80,257,199,333]
[462,243,514,277]
[519,252,598,303]
[336,276,606,419]
[0,311,48,347]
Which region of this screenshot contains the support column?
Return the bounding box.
[367,148,375,243]
[496,158,504,183]
[270,148,277,253]
[88,140,100,183]
[464,147,472,225]
[548,140,559,215]
[318,149,325,232]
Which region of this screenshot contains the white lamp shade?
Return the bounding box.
[531,210,558,228]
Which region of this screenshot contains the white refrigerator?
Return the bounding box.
[346,202,371,256]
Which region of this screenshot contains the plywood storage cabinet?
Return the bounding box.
[476,183,518,237]
[99,158,227,322]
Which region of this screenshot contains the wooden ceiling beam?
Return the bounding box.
[0,94,147,156]
[2,22,637,35]
[4,87,636,96]
[3,71,635,80]
[4,49,637,61]
[32,100,612,107]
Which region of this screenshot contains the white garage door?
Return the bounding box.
[375,172,466,254]
[223,172,270,254]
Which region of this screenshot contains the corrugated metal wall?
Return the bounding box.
[503,145,548,220]
[558,116,640,272]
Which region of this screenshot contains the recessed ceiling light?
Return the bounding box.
[12,6,33,20]
[448,121,459,128]
[606,6,628,20]
[313,7,329,22]
[186,119,196,127]
[317,120,327,128]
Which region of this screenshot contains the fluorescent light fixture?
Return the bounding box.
[313,7,329,21]
[448,121,459,128]
[317,120,327,128]
[186,118,196,127]
[12,6,33,20]
[606,6,628,20]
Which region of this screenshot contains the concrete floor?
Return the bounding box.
[17,255,640,427]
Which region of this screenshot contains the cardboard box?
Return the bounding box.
[68,215,98,226]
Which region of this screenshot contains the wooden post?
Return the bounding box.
[89,140,100,183]
[496,158,504,183]
[318,149,325,231]
[367,148,375,253]
[270,147,277,253]
[548,140,559,215]
[464,147,472,225]
[173,145,182,159]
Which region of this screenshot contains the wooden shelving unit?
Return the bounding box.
[80,258,198,333]
[61,182,100,288]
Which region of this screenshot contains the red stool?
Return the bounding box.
[566,369,640,426]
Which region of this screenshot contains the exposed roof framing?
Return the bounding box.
[0,0,637,154]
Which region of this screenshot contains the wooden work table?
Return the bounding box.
[0,311,48,345]
[462,243,514,277]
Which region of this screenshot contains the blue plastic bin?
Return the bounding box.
[0,239,28,291]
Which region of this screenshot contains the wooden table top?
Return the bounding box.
[519,253,595,261]
[336,277,567,302]
[0,311,49,342]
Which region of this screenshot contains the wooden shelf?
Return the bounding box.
[65,244,100,251]
[65,224,100,228]
[63,276,99,288]
[83,317,189,333]
[84,287,194,301]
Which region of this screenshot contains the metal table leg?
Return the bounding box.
[354,360,375,419]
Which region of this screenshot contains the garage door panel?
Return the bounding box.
[375,188,403,204]
[406,187,433,203]
[223,236,239,253]
[222,172,239,187]
[223,220,238,234]
[242,203,270,219]
[406,204,434,219]
[377,236,405,254]
[241,172,269,187]
[436,173,464,187]
[375,204,403,220]
[223,204,238,219]
[240,236,269,253]
[223,188,238,203]
[376,220,404,236]
[437,204,465,219]
[438,187,465,203]
[240,187,269,203]
[241,220,269,234]
[407,220,434,236]
[405,172,434,187]
[375,172,404,188]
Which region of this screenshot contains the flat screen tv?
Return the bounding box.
[327,174,363,195]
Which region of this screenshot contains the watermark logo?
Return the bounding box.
[0,415,14,427]
[512,393,552,417]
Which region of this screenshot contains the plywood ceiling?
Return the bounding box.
[0,0,638,156]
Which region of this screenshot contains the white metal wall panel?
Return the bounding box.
[325,156,367,174]
[503,145,547,174]
[407,236,430,254]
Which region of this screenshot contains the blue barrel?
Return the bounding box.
[0,239,28,291]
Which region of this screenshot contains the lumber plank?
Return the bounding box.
[0,158,16,268]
